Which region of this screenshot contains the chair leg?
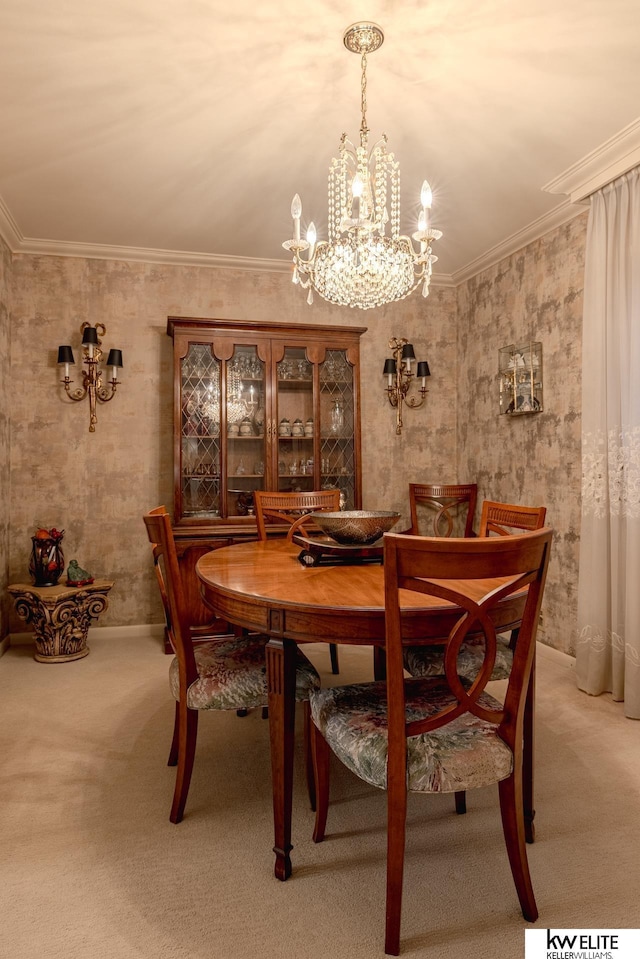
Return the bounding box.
[523,662,536,843]
[509,628,536,843]
[168,701,179,766]
[385,779,408,956]
[329,642,340,674]
[303,703,316,812]
[311,721,331,843]
[170,702,198,825]
[454,790,467,814]
[498,772,538,922]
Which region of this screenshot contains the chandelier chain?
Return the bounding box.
[360,53,369,144]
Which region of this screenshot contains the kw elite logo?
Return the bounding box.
[546,930,618,958]
[525,929,640,959]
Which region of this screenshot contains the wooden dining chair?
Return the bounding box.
[402,499,547,828]
[407,482,477,537]
[310,528,553,955]
[143,506,320,823]
[254,488,342,674]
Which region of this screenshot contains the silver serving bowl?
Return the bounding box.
[310,510,401,546]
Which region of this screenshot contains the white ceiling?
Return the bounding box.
[1,0,639,282]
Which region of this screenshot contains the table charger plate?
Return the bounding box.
[292,532,384,566]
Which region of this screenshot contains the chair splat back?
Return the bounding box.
[408,483,477,537]
[254,489,341,542]
[384,530,552,732]
[254,489,342,675]
[479,500,547,537]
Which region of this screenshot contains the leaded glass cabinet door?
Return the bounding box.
[320,349,356,509]
[180,344,222,520]
[225,344,267,518]
[275,347,315,493]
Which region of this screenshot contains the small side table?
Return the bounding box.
[8,580,114,662]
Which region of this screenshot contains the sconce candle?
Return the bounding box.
[383,358,396,388]
[383,337,430,435]
[57,345,75,380]
[106,349,123,382]
[58,323,123,432]
[401,342,416,371]
[416,360,431,389]
[81,324,99,359]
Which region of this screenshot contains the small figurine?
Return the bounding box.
[66,559,94,587]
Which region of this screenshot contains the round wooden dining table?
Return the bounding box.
[196,538,531,882]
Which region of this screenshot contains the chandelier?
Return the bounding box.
[283,22,442,311]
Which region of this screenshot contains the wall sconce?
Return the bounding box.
[498,341,543,415]
[58,323,123,433]
[383,336,430,434]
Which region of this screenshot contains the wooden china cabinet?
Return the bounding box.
[166,316,366,642]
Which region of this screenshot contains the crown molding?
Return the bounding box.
[0,194,583,291]
[451,198,586,286]
[0,194,23,250]
[3,224,454,287]
[542,117,640,201]
[10,234,293,273]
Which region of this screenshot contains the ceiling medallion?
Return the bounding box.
[283,21,442,310]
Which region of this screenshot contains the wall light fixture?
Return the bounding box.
[57,323,123,432]
[383,336,430,435]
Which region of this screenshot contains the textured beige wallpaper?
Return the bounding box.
[6,213,587,650]
[457,212,588,655]
[8,256,456,631]
[0,235,10,639]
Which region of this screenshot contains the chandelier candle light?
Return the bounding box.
[383,337,430,434]
[57,323,123,432]
[283,22,442,311]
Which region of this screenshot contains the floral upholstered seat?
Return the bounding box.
[311,677,512,794]
[170,634,320,711]
[403,633,514,682]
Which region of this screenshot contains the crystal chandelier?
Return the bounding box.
[283,22,442,311]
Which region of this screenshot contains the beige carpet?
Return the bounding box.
[1,634,639,959]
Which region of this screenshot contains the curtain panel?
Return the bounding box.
[576,167,640,719]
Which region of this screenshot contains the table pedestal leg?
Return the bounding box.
[266,636,297,881]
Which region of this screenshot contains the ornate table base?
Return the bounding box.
[8,580,114,662]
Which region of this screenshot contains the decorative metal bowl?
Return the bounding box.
[310,510,401,546]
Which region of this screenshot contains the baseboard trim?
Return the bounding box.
[8,623,165,646]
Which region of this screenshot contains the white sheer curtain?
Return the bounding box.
[576,167,640,719]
